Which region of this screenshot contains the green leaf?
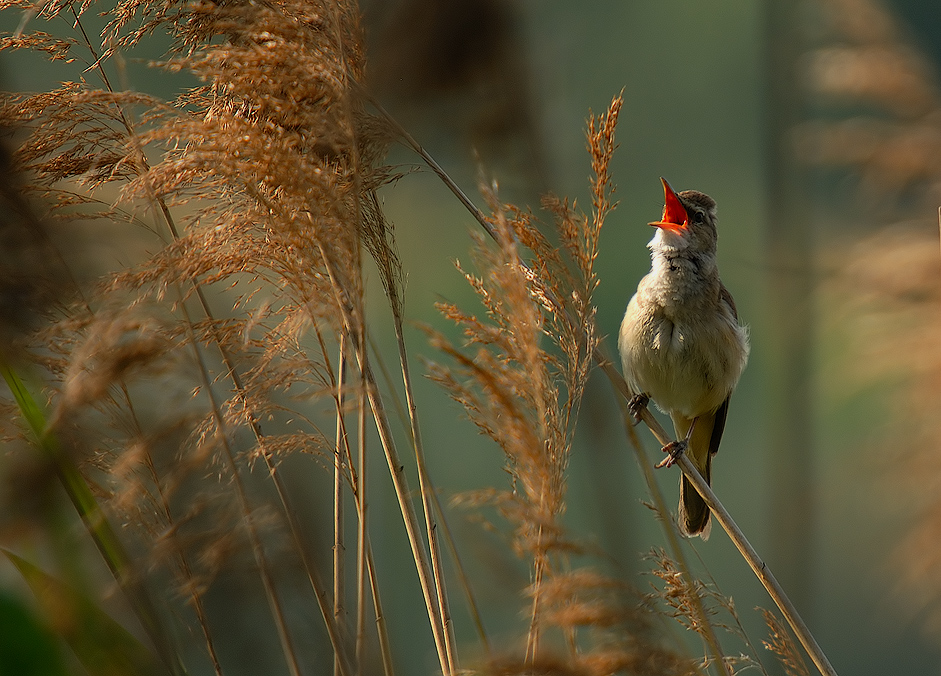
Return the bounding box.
[0,365,125,570]
[0,591,71,676]
[1,364,182,675]
[2,550,161,676]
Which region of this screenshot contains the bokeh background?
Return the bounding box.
[3,0,941,674]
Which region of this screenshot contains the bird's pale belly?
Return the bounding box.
[620,306,739,418]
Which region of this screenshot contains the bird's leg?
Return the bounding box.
[628,393,650,425]
[656,417,698,469]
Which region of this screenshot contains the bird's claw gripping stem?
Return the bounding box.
[655,417,696,469]
[656,439,687,469]
[628,393,649,425]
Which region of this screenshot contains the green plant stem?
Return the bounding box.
[1,364,184,676]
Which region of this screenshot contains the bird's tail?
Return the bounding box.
[679,458,712,539]
[672,412,718,540]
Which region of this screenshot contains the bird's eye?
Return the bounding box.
[693,211,705,224]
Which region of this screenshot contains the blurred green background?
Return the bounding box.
[3,0,941,674]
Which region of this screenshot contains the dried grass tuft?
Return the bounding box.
[759,608,810,676]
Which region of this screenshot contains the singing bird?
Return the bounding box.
[618,178,749,539]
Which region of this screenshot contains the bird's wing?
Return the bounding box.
[709,396,730,458]
[719,282,738,321]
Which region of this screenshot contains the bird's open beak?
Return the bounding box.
[649,177,688,233]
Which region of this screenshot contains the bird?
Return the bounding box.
[618,178,749,539]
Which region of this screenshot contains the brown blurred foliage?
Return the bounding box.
[804,0,941,641]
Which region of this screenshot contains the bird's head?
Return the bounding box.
[648,177,718,255]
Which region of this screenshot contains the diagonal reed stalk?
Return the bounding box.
[172,287,303,676]
[315,327,397,676]
[186,278,356,676]
[390,308,458,673]
[363,182,459,671]
[622,392,838,676]
[365,538,396,676]
[608,372,731,676]
[367,336,492,656]
[117,383,225,676]
[146,117,356,676]
[355,370,368,676]
[602,355,731,676]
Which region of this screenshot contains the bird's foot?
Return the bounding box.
[655,439,687,469]
[628,393,650,425]
[655,417,698,469]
